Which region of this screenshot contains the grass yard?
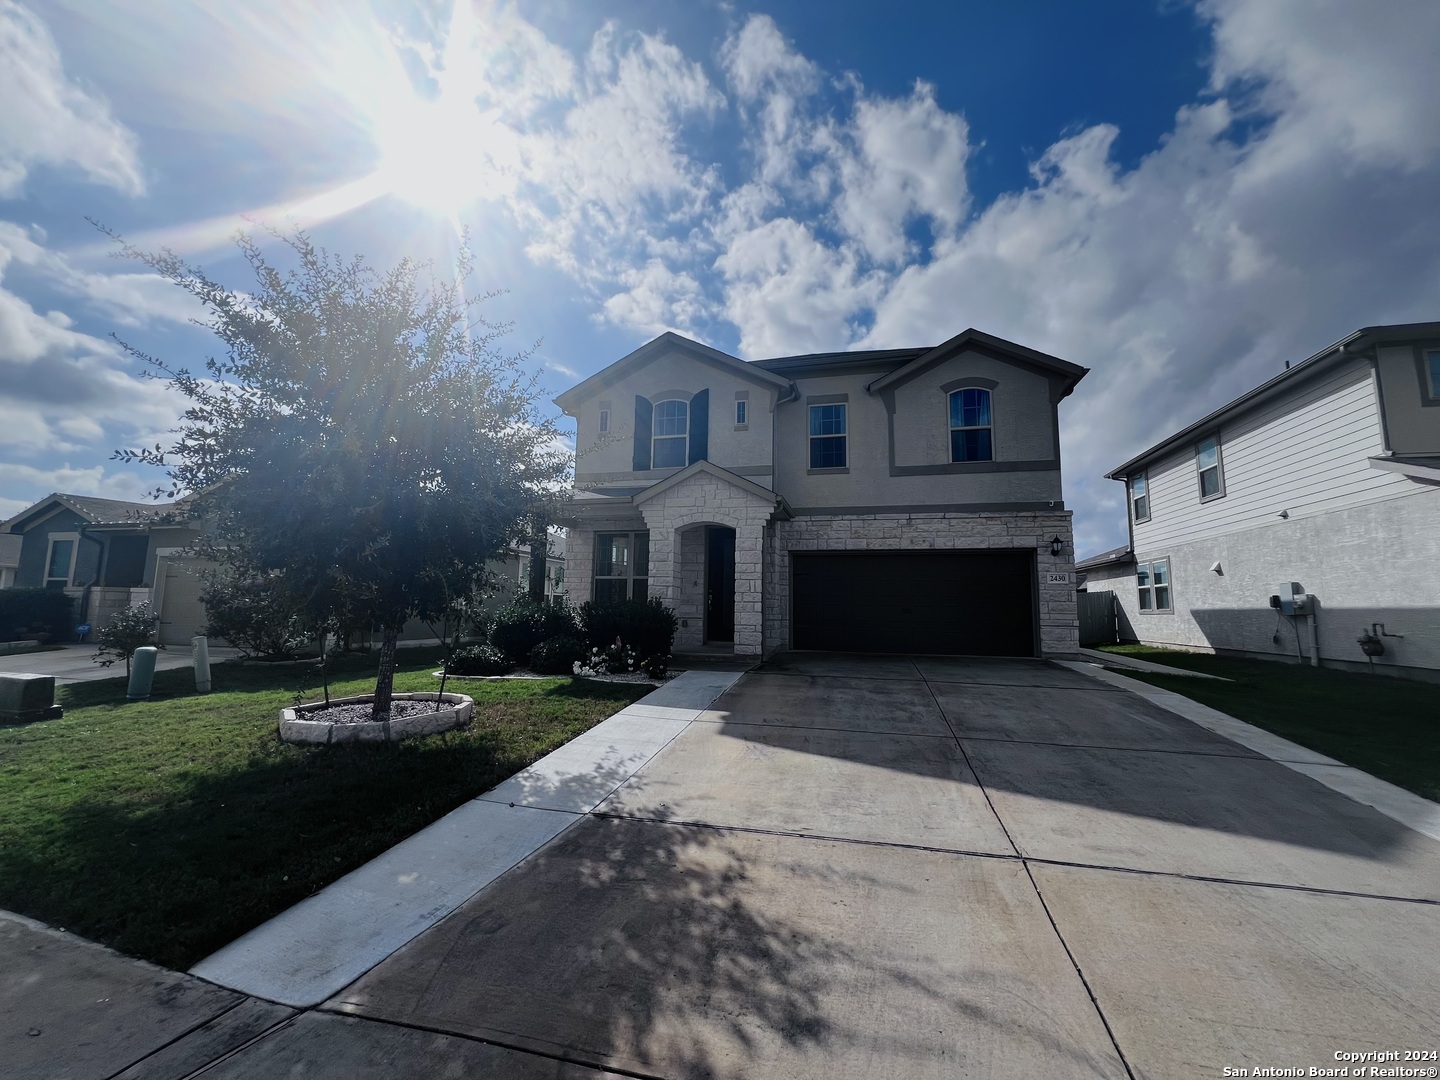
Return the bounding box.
[1096,645,1440,802]
[0,648,649,970]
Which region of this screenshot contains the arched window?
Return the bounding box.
[949,388,993,462]
[652,399,689,469]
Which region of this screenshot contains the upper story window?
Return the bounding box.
[652,400,688,469]
[948,388,993,462]
[735,399,747,426]
[809,403,847,469]
[1130,472,1150,523]
[598,408,610,434]
[1426,349,1440,398]
[1196,435,1225,501]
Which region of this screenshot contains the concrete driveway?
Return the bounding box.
[219,655,1440,1077]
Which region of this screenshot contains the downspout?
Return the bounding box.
[1308,609,1321,668]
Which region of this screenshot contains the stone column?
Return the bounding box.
[564,527,594,607]
[733,522,765,655]
[639,506,676,606]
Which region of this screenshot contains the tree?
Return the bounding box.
[92,602,162,676]
[105,225,569,721]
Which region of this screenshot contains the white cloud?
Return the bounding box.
[0,461,158,519]
[0,0,143,196]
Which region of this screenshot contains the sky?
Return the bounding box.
[1,0,1438,557]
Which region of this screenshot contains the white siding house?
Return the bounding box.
[1081,322,1440,681]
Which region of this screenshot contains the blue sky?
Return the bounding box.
[2,0,1438,556]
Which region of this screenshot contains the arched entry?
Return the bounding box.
[704,525,736,644]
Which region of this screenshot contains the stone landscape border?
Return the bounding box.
[278,692,473,745]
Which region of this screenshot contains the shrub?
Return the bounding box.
[577,597,678,659]
[92,602,162,674]
[489,598,578,663]
[446,644,514,676]
[0,588,74,643]
[200,573,311,659]
[528,635,588,676]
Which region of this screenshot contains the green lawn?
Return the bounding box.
[0,648,649,970]
[1096,645,1440,802]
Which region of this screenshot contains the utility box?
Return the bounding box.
[0,673,64,725]
[1269,582,1311,616]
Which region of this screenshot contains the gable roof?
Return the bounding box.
[553,332,792,415]
[751,347,930,375]
[2,492,185,533]
[632,459,785,509]
[867,328,1088,396]
[1104,321,1440,479]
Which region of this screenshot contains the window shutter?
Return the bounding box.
[688,388,709,465]
[632,396,653,471]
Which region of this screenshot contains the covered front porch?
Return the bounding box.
[563,463,788,657]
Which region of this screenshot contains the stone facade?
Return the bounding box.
[636,470,775,655]
[765,511,1079,657]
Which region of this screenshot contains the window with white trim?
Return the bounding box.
[1137,558,1171,612]
[808,403,847,468]
[1196,435,1224,500]
[651,400,688,469]
[598,408,610,434]
[594,532,649,604]
[948,388,993,462]
[1130,472,1150,523]
[735,399,747,426]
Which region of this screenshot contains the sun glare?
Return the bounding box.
[374,91,518,218]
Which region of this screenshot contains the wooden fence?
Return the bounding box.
[1078,590,1118,647]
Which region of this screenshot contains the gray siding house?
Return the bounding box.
[1082,322,1440,680]
[555,329,1087,658]
[0,493,208,644]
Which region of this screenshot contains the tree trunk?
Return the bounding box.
[527,520,548,602]
[371,624,401,722]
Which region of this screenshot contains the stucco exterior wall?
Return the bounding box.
[572,349,778,487]
[1376,342,1440,455]
[764,510,1078,657]
[1117,486,1440,678]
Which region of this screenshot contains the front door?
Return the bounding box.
[704,526,736,643]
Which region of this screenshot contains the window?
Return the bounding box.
[594,531,649,603]
[1130,472,1150,523]
[735,399,747,426]
[1137,558,1171,612]
[652,400,688,469]
[1196,435,1224,500]
[809,403,847,469]
[948,388,993,462]
[1427,350,1440,397]
[598,408,610,434]
[45,537,76,590]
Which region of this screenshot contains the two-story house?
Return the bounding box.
[554,328,1088,658]
[1081,321,1440,680]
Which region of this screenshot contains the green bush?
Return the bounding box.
[489,598,578,663]
[528,635,588,675]
[0,588,75,643]
[446,644,514,676]
[578,597,678,659]
[92,602,162,674]
[200,573,311,659]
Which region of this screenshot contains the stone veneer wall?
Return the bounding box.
[563,527,595,609]
[637,472,775,655]
[674,526,706,649]
[763,511,1079,658]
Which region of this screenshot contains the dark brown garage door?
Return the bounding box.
[792,550,1036,656]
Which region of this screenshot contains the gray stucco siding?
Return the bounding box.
[1113,486,1440,677]
[1376,342,1440,455]
[570,349,777,483]
[1131,359,1408,551]
[890,350,1057,467]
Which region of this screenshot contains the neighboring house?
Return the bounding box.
[480,533,567,614]
[1083,321,1440,680]
[554,329,1087,658]
[0,493,208,645]
[0,533,19,589]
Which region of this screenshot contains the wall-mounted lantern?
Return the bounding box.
[1050,535,1064,557]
